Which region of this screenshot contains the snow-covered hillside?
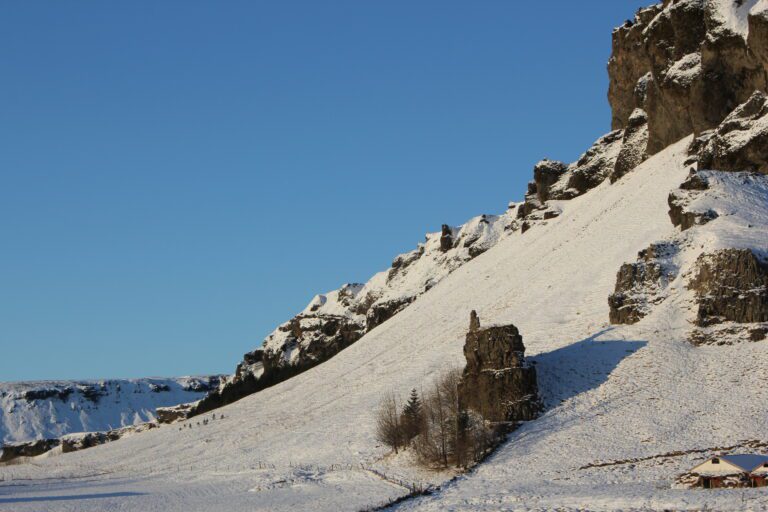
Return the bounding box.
[1,1,767,510]
[2,130,766,510]
[0,377,219,444]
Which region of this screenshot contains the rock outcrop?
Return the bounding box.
[697,90,768,173]
[689,322,768,345]
[457,313,540,423]
[0,422,160,464]
[0,439,60,463]
[609,243,678,324]
[668,169,720,230]
[517,130,625,228]
[611,109,650,182]
[609,0,768,154]
[689,248,768,326]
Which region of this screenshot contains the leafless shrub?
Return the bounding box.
[375,391,403,454]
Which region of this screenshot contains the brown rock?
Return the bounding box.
[457,313,540,423]
[690,249,768,326]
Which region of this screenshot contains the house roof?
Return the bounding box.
[718,454,768,472]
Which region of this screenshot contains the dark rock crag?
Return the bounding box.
[689,248,768,326]
[696,90,768,174]
[0,439,60,464]
[457,312,540,423]
[667,169,720,230]
[609,243,678,324]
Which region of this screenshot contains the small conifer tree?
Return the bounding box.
[401,388,423,442]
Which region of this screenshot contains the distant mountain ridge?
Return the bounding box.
[0,376,220,444]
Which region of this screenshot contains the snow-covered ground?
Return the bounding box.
[2,135,766,511]
[0,377,219,444]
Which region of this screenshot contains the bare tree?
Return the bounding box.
[416,368,460,467]
[375,391,403,454]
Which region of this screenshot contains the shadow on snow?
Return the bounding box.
[0,491,145,504]
[531,327,646,409]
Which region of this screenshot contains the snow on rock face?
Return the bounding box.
[615,167,768,341]
[697,90,768,174]
[609,0,768,153]
[0,376,219,445]
[708,0,761,37]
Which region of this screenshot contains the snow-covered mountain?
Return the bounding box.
[0,376,220,445]
[1,1,768,511]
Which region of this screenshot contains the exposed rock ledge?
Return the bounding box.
[689,248,768,327]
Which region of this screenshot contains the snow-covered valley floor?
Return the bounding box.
[2,137,768,511]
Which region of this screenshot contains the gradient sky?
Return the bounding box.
[0,1,648,381]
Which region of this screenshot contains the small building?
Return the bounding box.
[689,454,768,488]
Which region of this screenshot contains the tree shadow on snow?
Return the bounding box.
[530,328,646,409]
[0,491,145,504]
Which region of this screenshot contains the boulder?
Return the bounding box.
[533,159,568,202]
[366,297,415,330]
[567,130,625,193]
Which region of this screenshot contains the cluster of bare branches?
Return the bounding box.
[374,368,499,469]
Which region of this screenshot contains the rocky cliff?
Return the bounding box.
[609,0,768,154]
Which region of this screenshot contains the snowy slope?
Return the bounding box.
[4,136,766,511]
[0,377,219,445]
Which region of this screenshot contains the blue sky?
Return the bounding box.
[0,1,647,381]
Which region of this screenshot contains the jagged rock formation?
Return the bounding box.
[524,132,624,210]
[612,109,650,182]
[697,90,768,173]
[457,313,540,423]
[177,213,519,421]
[609,0,768,154]
[689,248,768,326]
[668,169,720,230]
[517,130,627,228]
[608,243,679,324]
[0,377,219,445]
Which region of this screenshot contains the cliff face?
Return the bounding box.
[609,0,768,154]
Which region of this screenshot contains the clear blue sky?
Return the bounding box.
[0,1,647,381]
